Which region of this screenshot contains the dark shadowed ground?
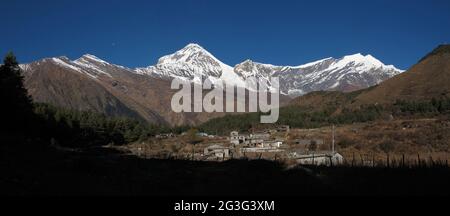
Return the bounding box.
[1,136,449,196]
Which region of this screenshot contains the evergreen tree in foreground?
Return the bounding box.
[0,52,33,132]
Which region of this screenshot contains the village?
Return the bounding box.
[122,125,344,166]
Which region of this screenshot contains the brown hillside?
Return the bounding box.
[355,45,450,104]
[289,45,450,111]
[288,88,371,111]
[23,60,156,122]
[23,59,291,126]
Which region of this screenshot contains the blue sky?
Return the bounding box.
[1,0,449,70]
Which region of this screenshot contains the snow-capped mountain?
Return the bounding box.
[26,54,132,80]
[22,43,403,98]
[19,43,404,125]
[235,53,404,96]
[135,43,246,88]
[135,43,403,97]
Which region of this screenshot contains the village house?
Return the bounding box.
[250,132,271,140]
[230,131,272,144]
[230,131,241,145]
[265,140,283,148]
[203,144,230,159]
[245,138,265,147]
[230,131,284,154]
[155,133,175,139]
[241,140,284,153]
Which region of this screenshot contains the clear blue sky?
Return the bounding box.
[1,0,449,70]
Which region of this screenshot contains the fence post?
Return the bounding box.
[352,152,355,167]
[402,154,405,168]
[417,154,421,167]
[387,153,390,168]
[372,154,375,168]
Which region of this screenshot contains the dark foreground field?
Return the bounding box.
[1,138,449,196]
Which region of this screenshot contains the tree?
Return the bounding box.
[308,140,318,152]
[185,128,203,160]
[0,52,33,132]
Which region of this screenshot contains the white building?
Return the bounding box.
[295,152,344,166]
[204,145,230,158]
[230,131,243,145]
[250,133,271,140]
[229,131,273,147]
[241,147,284,153]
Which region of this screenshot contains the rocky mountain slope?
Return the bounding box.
[355,44,450,104]
[22,56,168,124]
[289,45,450,110]
[20,43,403,125]
[21,55,263,126]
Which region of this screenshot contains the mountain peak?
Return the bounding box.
[157,43,222,67]
[240,59,254,65]
[184,43,204,49]
[334,53,386,70]
[173,43,209,56]
[348,53,364,57]
[77,54,109,65]
[341,53,369,62]
[53,56,70,61]
[146,43,246,87]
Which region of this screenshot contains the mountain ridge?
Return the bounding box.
[66,43,403,97]
[288,44,450,110]
[19,43,405,125]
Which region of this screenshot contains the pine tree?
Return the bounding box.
[0,52,33,132]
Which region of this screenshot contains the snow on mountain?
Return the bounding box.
[134,44,402,96]
[73,54,114,78]
[21,43,403,98]
[50,57,84,73]
[234,53,403,96]
[135,43,246,88]
[21,54,133,80]
[327,53,400,74]
[291,57,334,69]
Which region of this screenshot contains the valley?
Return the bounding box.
[2,43,450,197]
